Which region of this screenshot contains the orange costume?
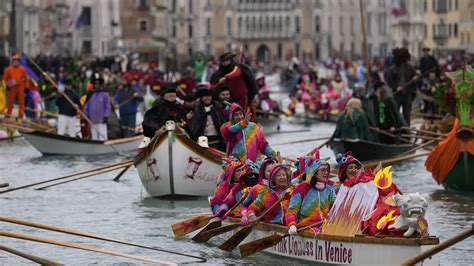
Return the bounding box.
[425,118,474,184]
[3,55,27,118]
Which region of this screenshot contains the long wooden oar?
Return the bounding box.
[273,136,330,146]
[265,129,311,136]
[401,134,444,142]
[172,214,217,238]
[239,221,323,258]
[0,231,176,265]
[399,140,435,157]
[363,151,430,169]
[0,244,64,265]
[0,160,132,194]
[191,196,247,243]
[113,165,132,182]
[369,127,412,144]
[35,162,133,190]
[0,216,206,263]
[401,126,447,138]
[218,192,289,251]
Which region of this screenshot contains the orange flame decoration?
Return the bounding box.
[376,210,398,230]
[374,166,393,190]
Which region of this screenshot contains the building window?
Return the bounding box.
[206,18,211,36]
[286,16,290,32]
[454,23,458,37]
[424,24,427,38]
[265,16,269,32]
[295,16,300,33]
[461,32,465,44]
[272,17,276,33]
[339,16,343,35]
[315,15,320,33]
[227,17,232,35]
[278,16,282,32]
[434,0,448,13]
[314,42,320,60]
[238,17,242,34]
[172,24,176,37]
[82,40,92,54]
[189,0,193,13]
[206,44,211,56]
[81,7,91,26]
[366,14,371,36]
[252,17,256,32]
[449,23,452,37]
[455,0,458,10]
[339,42,344,57]
[295,42,300,58]
[423,0,427,12]
[138,19,148,32]
[137,0,148,10]
[258,17,263,32]
[189,24,193,38]
[350,16,354,35]
[277,43,283,60]
[171,0,176,12]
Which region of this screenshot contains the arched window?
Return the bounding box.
[272,16,276,32]
[285,16,290,31]
[265,16,269,32]
[246,16,250,32]
[252,17,256,33]
[238,17,243,34]
[258,17,263,32]
[278,16,282,32]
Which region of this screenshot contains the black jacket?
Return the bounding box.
[419,55,440,78]
[384,64,418,94]
[142,99,188,138]
[55,89,81,116]
[189,101,226,140]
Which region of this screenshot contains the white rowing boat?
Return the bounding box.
[134,121,223,197]
[21,130,142,156]
[222,221,440,265]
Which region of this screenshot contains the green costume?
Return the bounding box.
[193,51,207,82]
[332,110,374,141]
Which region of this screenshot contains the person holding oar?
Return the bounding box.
[55,77,81,137]
[240,164,292,225]
[210,159,243,215]
[285,155,336,235]
[84,73,111,141]
[216,160,261,218]
[115,76,143,137]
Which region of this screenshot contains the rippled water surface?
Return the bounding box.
[1,80,473,265]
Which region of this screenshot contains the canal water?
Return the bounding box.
[1,118,473,265]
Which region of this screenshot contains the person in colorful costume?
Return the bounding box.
[258,157,277,186]
[216,160,260,218]
[285,156,336,234]
[193,51,207,82]
[4,54,27,119]
[335,151,362,181]
[220,102,277,162]
[210,52,258,110]
[211,159,243,214]
[241,164,293,225]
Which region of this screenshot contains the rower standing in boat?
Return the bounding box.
[4,54,27,120]
[373,81,407,144]
[285,156,336,234]
[210,52,258,111]
[142,83,188,138]
[220,102,277,162]
[56,78,81,137]
[84,73,111,141]
[115,76,143,137]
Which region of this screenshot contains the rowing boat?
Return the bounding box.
[21,130,142,156]
[442,152,474,191]
[329,138,416,162]
[221,220,440,265]
[134,121,223,197]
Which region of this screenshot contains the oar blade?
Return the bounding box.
[191,221,222,242]
[197,223,241,241]
[171,215,211,237]
[239,234,284,258]
[218,225,253,252]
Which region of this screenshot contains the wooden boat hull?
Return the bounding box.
[329,138,416,162]
[443,152,474,191]
[221,221,439,265]
[134,131,223,197]
[21,130,142,156]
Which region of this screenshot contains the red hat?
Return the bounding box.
[336,151,361,181]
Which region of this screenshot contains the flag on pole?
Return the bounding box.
[391,0,406,17]
[19,55,39,88]
[68,1,80,29]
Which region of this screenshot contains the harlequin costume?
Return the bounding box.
[210,159,243,214]
[216,160,261,217]
[241,164,293,224]
[285,156,337,229]
[220,102,276,161]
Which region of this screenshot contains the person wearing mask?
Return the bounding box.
[3,54,27,120]
[56,78,81,137]
[142,83,188,138]
[115,77,143,137]
[189,85,226,151]
[84,73,111,141]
